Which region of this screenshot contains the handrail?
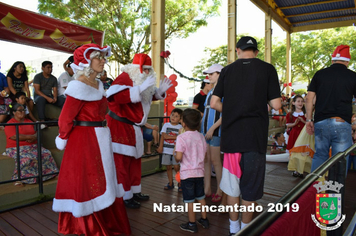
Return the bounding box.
[237,143,355,235]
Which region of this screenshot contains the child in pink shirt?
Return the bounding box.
[175,108,208,233]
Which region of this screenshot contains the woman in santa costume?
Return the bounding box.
[106,53,172,208]
[53,44,131,235]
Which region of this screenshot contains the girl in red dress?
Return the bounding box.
[286,95,306,177]
[53,44,131,235]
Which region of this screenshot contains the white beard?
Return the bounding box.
[123,65,156,104]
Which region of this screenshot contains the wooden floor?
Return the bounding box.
[0,162,355,236]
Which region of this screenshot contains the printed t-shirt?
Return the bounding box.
[160,122,182,155]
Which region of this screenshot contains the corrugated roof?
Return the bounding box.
[251,0,356,33]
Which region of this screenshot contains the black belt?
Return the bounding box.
[74,120,107,127]
[108,110,139,126]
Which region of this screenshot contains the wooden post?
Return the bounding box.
[151,0,165,116]
[227,0,237,64]
[265,11,272,63]
[286,32,291,96]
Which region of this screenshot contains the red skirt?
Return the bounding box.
[58,198,131,236]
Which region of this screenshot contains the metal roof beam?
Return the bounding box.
[280,0,348,10]
[292,19,356,32]
[286,7,355,18]
[293,13,356,25]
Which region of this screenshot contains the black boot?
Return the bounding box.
[124,198,140,209]
[133,192,150,201]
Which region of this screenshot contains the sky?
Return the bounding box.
[0,0,289,99]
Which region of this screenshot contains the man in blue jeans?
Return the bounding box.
[306,45,356,172]
[306,44,356,236]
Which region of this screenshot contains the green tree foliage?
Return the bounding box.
[193,27,356,84]
[38,0,221,65]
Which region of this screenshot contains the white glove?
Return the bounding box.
[55,135,67,150]
[157,77,173,95]
[139,75,156,93]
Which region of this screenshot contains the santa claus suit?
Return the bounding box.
[106,71,164,200]
[52,43,131,235]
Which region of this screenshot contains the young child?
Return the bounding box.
[157,108,183,191]
[175,108,209,233]
[286,95,306,176]
[15,92,37,123]
[270,132,286,154]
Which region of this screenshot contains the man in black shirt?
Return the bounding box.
[211,36,281,235]
[306,45,356,170]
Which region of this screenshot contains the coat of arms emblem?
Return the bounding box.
[311,181,346,230]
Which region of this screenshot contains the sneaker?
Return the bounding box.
[180,222,198,233]
[197,217,209,229]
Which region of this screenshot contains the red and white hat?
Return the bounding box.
[331,45,351,62]
[132,53,152,73]
[71,43,111,73]
[203,76,210,83]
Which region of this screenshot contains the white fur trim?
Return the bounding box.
[131,184,141,194]
[106,84,141,104]
[53,127,118,217]
[123,189,133,200]
[112,125,144,158]
[83,46,111,63]
[332,56,350,61]
[55,135,67,150]
[130,86,141,103]
[106,84,131,98]
[154,87,166,100]
[64,80,105,101]
[116,183,125,198]
[130,64,153,71]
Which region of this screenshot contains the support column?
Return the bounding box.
[286,32,291,96]
[151,0,165,116]
[227,0,237,64]
[265,11,272,63]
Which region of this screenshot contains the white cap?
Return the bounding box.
[203,64,223,74]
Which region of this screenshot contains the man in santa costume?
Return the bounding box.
[106,53,172,208]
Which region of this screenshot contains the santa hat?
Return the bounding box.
[203,76,210,83]
[71,43,111,73]
[331,45,351,62]
[132,53,152,73]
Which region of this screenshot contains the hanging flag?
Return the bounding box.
[0,2,104,53]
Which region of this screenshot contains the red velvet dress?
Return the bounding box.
[53,80,130,235]
[286,111,306,150]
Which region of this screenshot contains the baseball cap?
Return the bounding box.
[236,36,258,50]
[203,64,224,75]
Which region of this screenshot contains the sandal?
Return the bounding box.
[14,181,24,187]
[178,183,182,192]
[211,194,222,202]
[164,182,174,190]
[292,171,302,178]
